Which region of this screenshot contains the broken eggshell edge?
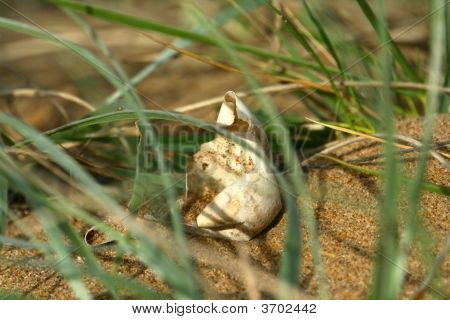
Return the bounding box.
[187,91,282,241]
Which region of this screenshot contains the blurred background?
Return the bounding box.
[0,0,430,131]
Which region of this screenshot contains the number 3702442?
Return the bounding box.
[261,303,316,314]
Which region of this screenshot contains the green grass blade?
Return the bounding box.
[0,232,166,299]
[0,152,95,299]
[0,113,200,298]
[127,124,159,217]
[0,150,194,299]
[187,5,329,299]
[0,175,7,239]
[49,202,120,299]
[62,195,198,299]
[41,110,220,139]
[398,0,447,298]
[356,0,419,82]
[63,9,144,108]
[40,96,316,298]
[86,268,169,299]
[0,17,132,104]
[438,1,450,113]
[300,1,375,129]
[37,210,93,299]
[301,0,343,72]
[413,234,450,299]
[60,8,196,289]
[104,0,267,105]
[272,4,335,81]
[128,122,198,299]
[48,0,332,73]
[0,128,6,238]
[277,192,301,297]
[0,235,52,251]
[369,0,401,299]
[0,6,200,294]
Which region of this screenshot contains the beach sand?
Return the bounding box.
[1,115,448,299]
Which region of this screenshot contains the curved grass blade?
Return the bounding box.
[369,1,401,299]
[438,1,450,113]
[63,9,143,108]
[397,0,448,299]
[412,233,450,299]
[0,176,7,243]
[104,0,267,105]
[0,161,92,299]
[0,114,200,298]
[0,9,200,291]
[48,0,333,73]
[301,0,343,72]
[301,0,374,129]
[0,16,133,105]
[356,0,419,82]
[273,4,334,81]
[0,150,113,299]
[187,5,329,299]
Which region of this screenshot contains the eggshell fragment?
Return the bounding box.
[186,91,282,241]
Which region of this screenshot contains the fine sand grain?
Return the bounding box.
[1,115,448,299]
